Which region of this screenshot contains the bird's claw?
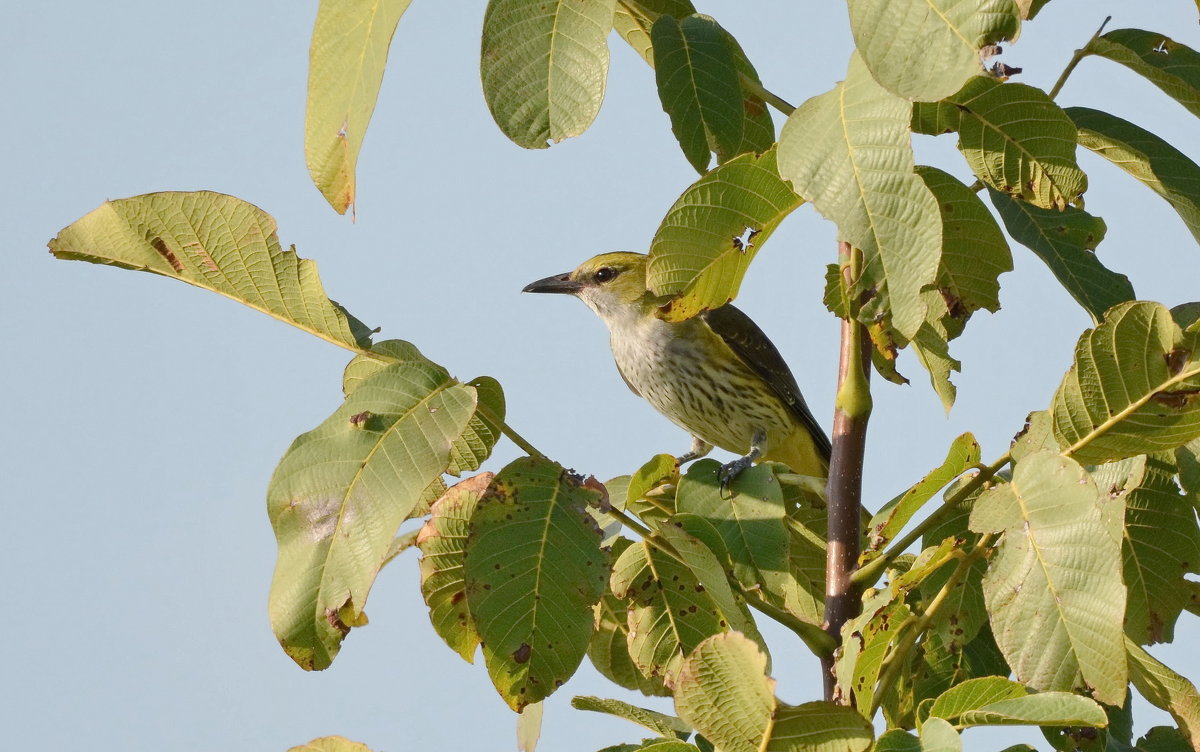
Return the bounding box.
[718,457,752,494]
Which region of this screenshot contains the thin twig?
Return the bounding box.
[1047,15,1112,100]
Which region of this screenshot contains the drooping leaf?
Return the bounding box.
[571,695,691,739]
[914,78,1087,210]
[988,189,1131,323]
[779,52,941,341]
[958,693,1107,727]
[847,0,1019,101]
[1084,30,1200,118]
[1052,301,1200,463]
[304,0,412,214]
[48,191,375,350]
[650,14,744,173]
[518,702,543,752]
[612,0,698,66]
[267,361,477,670]
[417,473,492,662]
[867,433,981,553]
[1126,639,1200,749]
[464,457,609,711]
[1067,106,1200,244]
[970,452,1127,704]
[480,0,617,149]
[648,149,803,320]
[673,632,774,752]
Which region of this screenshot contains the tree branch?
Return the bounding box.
[1047,15,1112,100]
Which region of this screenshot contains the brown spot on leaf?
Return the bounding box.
[513,643,532,664]
[150,237,184,273]
[349,411,372,428]
[1152,389,1200,409]
[1165,348,1190,376]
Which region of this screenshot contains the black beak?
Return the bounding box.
[522,273,583,295]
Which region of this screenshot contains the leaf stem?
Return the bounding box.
[822,242,873,701]
[740,587,837,656]
[868,533,994,717]
[1047,15,1112,100]
[853,452,1011,588]
[738,71,795,116]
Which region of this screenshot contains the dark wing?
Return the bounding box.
[700,304,832,461]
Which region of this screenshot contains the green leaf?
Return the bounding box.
[651,14,744,173]
[675,461,796,616]
[1011,410,1059,461]
[778,52,941,341]
[417,473,492,662]
[912,626,1011,720]
[868,433,981,553]
[480,0,617,149]
[1067,107,1200,244]
[304,0,411,214]
[464,457,609,711]
[47,191,375,350]
[1126,639,1200,750]
[875,730,922,752]
[288,737,375,752]
[613,0,696,65]
[267,361,478,670]
[763,702,874,752]
[571,696,691,739]
[1052,301,1200,463]
[918,718,962,752]
[1084,30,1200,118]
[589,547,672,696]
[928,676,1027,722]
[1136,727,1193,752]
[1120,455,1200,644]
[611,526,758,684]
[836,589,912,715]
[847,0,1019,101]
[343,340,431,395]
[959,693,1107,727]
[987,189,1131,323]
[970,451,1127,704]
[673,632,773,752]
[625,454,681,520]
[1015,0,1050,19]
[914,78,1087,210]
[647,149,803,320]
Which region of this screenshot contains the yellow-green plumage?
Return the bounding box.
[523,252,829,478]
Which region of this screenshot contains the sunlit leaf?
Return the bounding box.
[1015,0,1051,19]
[836,588,911,715]
[48,191,375,350]
[305,0,411,214]
[612,0,698,66]
[480,0,617,149]
[465,457,609,710]
[648,149,802,320]
[970,452,1127,704]
[848,0,1019,101]
[1052,301,1200,463]
[779,52,941,341]
[914,78,1087,210]
[928,676,1027,722]
[959,693,1107,727]
[1126,639,1200,749]
[288,737,376,752]
[267,361,477,670]
[763,702,874,752]
[1084,30,1200,118]
[571,695,691,739]
[589,540,671,696]
[673,633,773,752]
[918,718,962,752]
[988,189,1131,323]
[1067,106,1200,244]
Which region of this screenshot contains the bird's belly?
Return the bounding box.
[615,335,794,455]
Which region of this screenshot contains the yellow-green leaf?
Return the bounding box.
[1084,30,1200,118]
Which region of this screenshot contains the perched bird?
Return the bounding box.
[523,251,830,483]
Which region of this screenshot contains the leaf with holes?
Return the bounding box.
[647,149,802,320]
[779,52,941,341]
[988,189,1131,323]
[914,78,1086,210]
[970,452,1127,704]
[305,0,412,214]
[848,0,1019,101]
[1067,107,1200,244]
[1084,30,1200,118]
[267,361,478,670]
[48,191,375,350]
[1052,301,1200,463]
[480,0,617,149]
[464,457,608,711]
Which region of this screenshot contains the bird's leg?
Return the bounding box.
[719,428,767,491]
[676,436,713,466]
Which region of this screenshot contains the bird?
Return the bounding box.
[522,251,830,485]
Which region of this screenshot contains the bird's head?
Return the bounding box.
[522,251,655,323]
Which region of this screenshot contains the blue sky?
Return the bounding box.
[4,2,1199,749]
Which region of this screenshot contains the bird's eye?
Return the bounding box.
[594,267,619,283]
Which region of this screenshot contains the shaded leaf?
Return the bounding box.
[779,52,941,341]
[611,0,699,66]
[589,539,671,697]
[48,191,375,350]
[1052,301,1200,463]
[465,457,609,710]
[836,589,911,714]
[848,0,1019,101]
[480,0,617,149]
[763,702,874,752]
[970,452,1127,704]
[267,361,477,670]
[1067,106,1200,244]
[914,78,1087,210]
[1126,639,1200,749]
[304,0,411,214]
[1084,30,1200,118]
[571,695,690,739]
[674,632,773,752]
[988,189,1131,323]
[648,149,803,320]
